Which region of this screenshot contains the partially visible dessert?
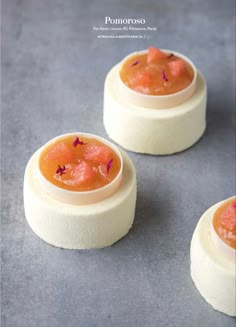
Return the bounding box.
[24,133,137,249]
[103,46,207,155]
[212,197,236,250]
[190,197,236,316]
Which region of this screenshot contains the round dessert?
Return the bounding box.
[24,133,137,249]
[190,196,236,316]
[103,46,207,155]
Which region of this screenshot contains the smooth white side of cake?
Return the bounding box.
[103,65,207,155]
[190,198,236,316]
[24,149,137,249]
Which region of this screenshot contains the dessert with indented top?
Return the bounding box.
[24,133,137,249]
[104,46,207,155]
[190,196,236,316]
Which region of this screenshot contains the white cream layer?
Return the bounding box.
[103,65,207,155]
[24,149,137,249]
[190,198,236,316]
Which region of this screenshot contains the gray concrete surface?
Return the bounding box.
[1,0,235,326]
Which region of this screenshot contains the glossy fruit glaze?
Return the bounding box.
[213,197,236,249]
[120,47,194,96]
[39,135,121,192]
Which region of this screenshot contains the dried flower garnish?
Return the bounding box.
[162,70,168,82]
[106,159,113,174]
[56,165,67,176]
[72,136,87,147]
[130,60,140,67]
[168,53,174,58]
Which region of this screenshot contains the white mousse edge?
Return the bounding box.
[24,148,137,249]
[104,64,207,155]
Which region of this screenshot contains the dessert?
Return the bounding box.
[24,133,137,249]
[190,196,236,316]
[103,46,207,155]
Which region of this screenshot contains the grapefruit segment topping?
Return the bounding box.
[70,161,95,185]
[147,47,167,63]
[44,142,73,165]
[84,145,112,164]
[130,71,152,88]
[168,59,185,77]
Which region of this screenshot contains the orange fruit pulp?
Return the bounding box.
[120,47,194,96]
[39,135,121,192]
[213,197,236,249]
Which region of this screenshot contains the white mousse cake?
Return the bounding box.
[190,196,236,316]
[104,47,207,155]
[24,133,137,249]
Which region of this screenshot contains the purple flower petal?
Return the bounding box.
[130,60,140,67]
[56,165,67,176]
[106,159,113,174]
[73,136,86,147]
[162,70,168,82]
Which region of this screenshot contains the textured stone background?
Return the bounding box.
[1,0,235,326]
